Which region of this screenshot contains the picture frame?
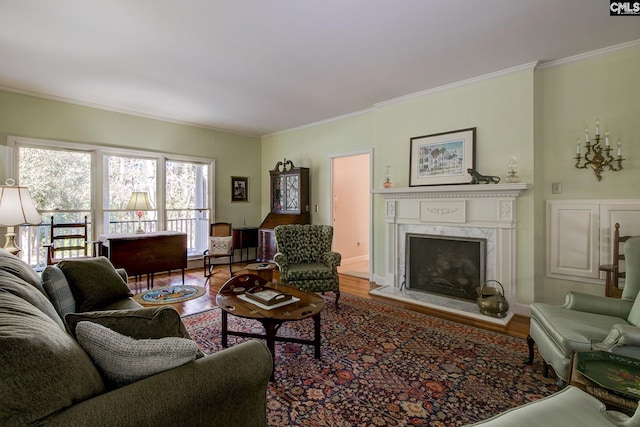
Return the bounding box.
[231,176,249,202]
[409,127,476,186]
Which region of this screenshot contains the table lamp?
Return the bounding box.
[0,180,43,255]
[126,191,154,233]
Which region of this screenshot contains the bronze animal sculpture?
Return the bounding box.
[467,168,500,184]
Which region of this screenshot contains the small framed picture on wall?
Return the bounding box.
[231,176,249,202]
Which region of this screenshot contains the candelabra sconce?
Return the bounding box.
[574,119,624,181]
[505,153,519,183]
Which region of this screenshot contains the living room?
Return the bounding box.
[1,2,640,426]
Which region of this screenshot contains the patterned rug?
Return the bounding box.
[182,293,557,426]
[133,285,205,305]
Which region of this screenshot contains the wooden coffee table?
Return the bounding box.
[216,276,325,380]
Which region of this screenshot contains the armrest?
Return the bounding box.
[593,324,640,351]
[322,251,342,268]
[47,340,272,427]
[274,252,288,272]
[562,291,634,319]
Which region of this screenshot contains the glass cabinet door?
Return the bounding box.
[284,175,299,211]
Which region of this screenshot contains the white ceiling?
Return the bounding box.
[1,1,639,137]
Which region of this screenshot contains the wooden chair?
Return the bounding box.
[599,222,633,298]
[46,216,93,265]
[203,222,234,283]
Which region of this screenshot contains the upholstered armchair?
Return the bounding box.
[274,224,341,307]
[526,236,640,383]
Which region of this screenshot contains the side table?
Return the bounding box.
[245,262,276,282]
[568,351,638,415]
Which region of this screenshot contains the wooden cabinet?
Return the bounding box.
[257,160,310,262]
[98,231,187,287]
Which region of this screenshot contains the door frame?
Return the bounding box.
[329,148,373,280]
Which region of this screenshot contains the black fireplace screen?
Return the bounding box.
[406,233,486,302]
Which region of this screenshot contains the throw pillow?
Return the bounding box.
[42,265,76,320]
[209,236,233,255]
[75,321,199,387]
[58,257,133,312]
[65,306,203,356]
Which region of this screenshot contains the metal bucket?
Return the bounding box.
[476,280,509,318]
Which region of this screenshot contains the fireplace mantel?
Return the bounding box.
[372,183,531,199]
[371,182,531,325]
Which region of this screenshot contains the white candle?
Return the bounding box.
[595,120,600,136]
[576,139,581,155]
[585,127,590,143]
[605,131,610,147]
[617,140,622,157]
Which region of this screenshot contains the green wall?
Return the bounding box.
[534,45,640,302]
[264,67,537,309]
[263,43,640,309]
[0,91,263,227]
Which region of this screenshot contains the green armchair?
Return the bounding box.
[274,224,341,307]
[526,236,640,382]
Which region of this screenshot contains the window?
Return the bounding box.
[9,137,214,269]
[104,155,158,233]
[165,160,210,253]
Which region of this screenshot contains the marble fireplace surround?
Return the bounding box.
[371,183,530,325]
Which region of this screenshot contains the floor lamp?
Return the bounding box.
[0,180,43,256]
[126,191,154,233]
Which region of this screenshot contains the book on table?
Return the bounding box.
[245,287,292,306]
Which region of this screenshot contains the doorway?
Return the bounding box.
[331,151,371,280]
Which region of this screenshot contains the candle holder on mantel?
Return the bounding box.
[505,153,519,183]
[574,119,624,181]
[383,166,392,188]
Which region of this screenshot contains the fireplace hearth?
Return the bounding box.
[405,233,486,302]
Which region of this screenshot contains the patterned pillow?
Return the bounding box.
[209,236,233,255]
[76,321,199,388]
[42,265,76,319]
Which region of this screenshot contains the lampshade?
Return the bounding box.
[126,192,154,211]
[0,182,43,226]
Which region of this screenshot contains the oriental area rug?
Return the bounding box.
[182,294,557,426]
[133,285,205,305]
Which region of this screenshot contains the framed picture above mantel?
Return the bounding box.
[409,128,476,186]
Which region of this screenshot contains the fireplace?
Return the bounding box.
[371,183,530,325]
[406,233,486,302]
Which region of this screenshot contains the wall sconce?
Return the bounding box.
[574,119,624,181]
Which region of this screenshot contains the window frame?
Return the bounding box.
[7,136,216,259]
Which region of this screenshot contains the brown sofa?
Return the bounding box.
[0,249,272,426]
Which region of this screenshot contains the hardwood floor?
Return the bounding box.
[130,262,530,339]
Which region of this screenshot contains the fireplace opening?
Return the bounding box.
[405,233,486,302]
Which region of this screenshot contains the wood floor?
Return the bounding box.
[131,262,530,339]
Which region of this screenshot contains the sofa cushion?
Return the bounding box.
[0,291,104,426]
[0,248,46,294]
[58,257,133,312]
[76,321,199,388]
[42,265,77,320]
[0,270,64,329]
